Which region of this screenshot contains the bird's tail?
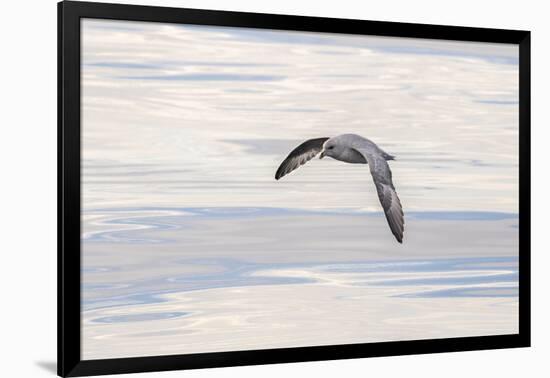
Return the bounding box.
[383,152,395,161]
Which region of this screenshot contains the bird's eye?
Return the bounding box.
[328,146,334,150]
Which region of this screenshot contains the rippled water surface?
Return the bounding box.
[81,20,519,359]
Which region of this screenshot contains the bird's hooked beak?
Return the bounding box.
[319,150,325,159]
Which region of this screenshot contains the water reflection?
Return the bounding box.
[92,312,190,324]
[81,19,519,359]
[84,253,518,313]
[118,73,286,81]
[81,207,518,358]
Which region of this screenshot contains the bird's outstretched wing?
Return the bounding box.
[355,148,404,243]
[275,138,329,180]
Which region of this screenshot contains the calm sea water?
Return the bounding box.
[81,20,519,359]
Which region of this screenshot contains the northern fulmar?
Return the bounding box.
[275,134,404,243]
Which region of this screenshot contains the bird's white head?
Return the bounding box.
[320,138,341,159]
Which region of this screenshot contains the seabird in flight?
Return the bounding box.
[275,134,404,243]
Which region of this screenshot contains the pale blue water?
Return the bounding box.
[81,207,518,333]
[80,19,519,359]
[84,222,518,312]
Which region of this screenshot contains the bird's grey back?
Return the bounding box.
[332,134,395,160]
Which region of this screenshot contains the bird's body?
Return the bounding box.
[320,134,395,163]
[275,133,404,243]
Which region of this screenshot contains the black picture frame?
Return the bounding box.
[58,1,531,376]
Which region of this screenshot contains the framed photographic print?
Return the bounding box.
[58,1,530,376]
